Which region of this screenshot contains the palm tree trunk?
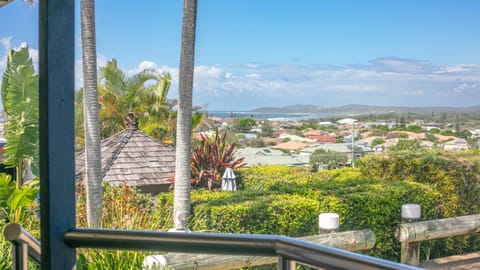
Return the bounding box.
[173,0,197,230]
[81,0,103,228]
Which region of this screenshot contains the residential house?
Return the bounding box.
[234,147,309,167]
[273,141,310,152]
[307,135,337,143]
[279,133,315,142]
[443,139,469,151]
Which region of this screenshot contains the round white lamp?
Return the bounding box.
[319,213,339,233]
[401,204,421,221]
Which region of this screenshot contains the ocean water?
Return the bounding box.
[207,111,327,121]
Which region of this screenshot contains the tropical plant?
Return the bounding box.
[1,46,39,186]
[81,0,102,228]
[173,0,197,231]
[96,59,173,139]
[0,173,38,223]
[0,46,40,226]
[76,183,168,269]
[191,130,245,190]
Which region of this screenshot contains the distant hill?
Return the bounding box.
[252,104,480,115]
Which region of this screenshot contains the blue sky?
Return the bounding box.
[1,0,480,110]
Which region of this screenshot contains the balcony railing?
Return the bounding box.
[4,223,41,269]
[5,223,422,270]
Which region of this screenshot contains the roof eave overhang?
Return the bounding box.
[0,0,14,7]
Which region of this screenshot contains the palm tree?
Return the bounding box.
[97,59,173,140]
[173,0,197,231]
[81,0,102,228]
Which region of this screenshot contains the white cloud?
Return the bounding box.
[187,58,480,109]
[453,82,480,94]
[1,37,12,50]
[73,55,480,110]
[333,84,378,92]
[75,54,113,89]
[369,57,436,74]
[245,73,261,79]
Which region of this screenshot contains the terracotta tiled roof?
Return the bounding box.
[307,135,337,143]
[76,129,175,188]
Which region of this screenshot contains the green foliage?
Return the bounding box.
[74,59,177,144]
[309,149,348,171]
[0,173,38,223]
[389,139,421,152]
[157,166,442,262]
[76,183,170,269]
[423,134,438,143]
[191,130,245,190]
[0,173,15,212]
[405,125,424,133]
[260,122,274,137]
[233,117,256,132]
[0,46,41,268]
[370,138,385,148]
[440,129,471,139]
[0,196,40,269]
[357,150,480,258]
[441,129,456,136]
[371,125,389,136]
[246,138,267,148]
[357,150,480,216]
[1,46,39,181]
[6,179,39,222]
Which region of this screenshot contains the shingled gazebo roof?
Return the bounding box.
[75,128,176,193]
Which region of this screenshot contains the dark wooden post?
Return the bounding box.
[39,0,76,269]
[400,204,421,266]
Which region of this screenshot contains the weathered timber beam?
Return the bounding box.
[396,214,480,243]
[146,229,375,270]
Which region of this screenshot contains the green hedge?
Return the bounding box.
[357,150,480,258]
[157,166,442,262]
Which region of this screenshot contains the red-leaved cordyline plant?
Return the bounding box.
[191,129,245,191]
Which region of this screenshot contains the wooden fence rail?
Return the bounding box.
[144,229,376,270]
[395,214,480,267]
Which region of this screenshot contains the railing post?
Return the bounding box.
[39,0,76,269]
[278,255,292,270]
[400,204,421,266]
[12,242,28,270]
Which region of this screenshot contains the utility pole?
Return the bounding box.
[351,121,355,168]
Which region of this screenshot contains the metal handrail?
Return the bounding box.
[4,223,41,269]
[64,228,423,270]
[3,223,422,270]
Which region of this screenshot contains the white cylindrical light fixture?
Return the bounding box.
[319,213,339,231]
[401,204,421,220]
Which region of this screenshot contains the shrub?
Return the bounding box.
[357,150,480,258]
[76,183,170,269]
[157,166,442,262]
[370,138,385,148]
[191,130,245,190]
[309,149,348,171]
